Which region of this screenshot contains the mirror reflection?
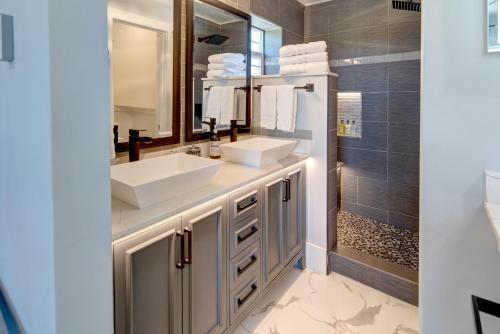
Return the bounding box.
[488,0,500,52]
[192,0,249,133]
[108,0,178,149]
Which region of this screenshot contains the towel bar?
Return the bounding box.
[253,84,315,93]
[204,85,248,91]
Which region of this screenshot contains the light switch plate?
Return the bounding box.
[0,14,14,61]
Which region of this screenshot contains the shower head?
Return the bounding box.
[198,34,230,45]
[392,0,421,12]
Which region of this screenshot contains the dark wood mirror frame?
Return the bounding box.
[114,0,182,153]
[185,0,252,142]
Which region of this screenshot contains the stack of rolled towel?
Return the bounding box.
[207,53,246,79]
[279,41,329,75]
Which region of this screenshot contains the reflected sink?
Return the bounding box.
[221,137,297,168]
[111,153,223,208]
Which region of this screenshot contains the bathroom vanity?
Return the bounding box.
[111,154,307,334]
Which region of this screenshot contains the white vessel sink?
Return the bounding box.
[221,137,297,168]
[111,153,223,208]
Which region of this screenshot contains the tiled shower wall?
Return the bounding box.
[305,0,421,232]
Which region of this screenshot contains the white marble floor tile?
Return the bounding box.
[232,269,419,334]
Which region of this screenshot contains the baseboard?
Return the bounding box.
[330,245,418,306]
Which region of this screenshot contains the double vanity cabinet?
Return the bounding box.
[112,161,306,334]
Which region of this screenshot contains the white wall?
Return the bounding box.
[0,1,113,333]
[421,0,500,332]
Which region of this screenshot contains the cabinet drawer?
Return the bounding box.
[229,216,261,259]
[230,186,261,224]
[230,274,260,324]
[229,241,260,291]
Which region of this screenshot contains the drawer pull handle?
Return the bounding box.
[237,284,257,307]
[237,255,257,275]
[184,228,192,265]
[237,225,258,243]
[237,197,258,212]
[282,179,291,202]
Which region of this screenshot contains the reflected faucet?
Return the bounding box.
[128,129,153,162]
[230,120,249,142]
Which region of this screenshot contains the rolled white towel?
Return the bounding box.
[207,69,246,78]
[208,53,245,64]
[208,63,246,71]
[279,52,328,66]
[279,41,327,57]
[279,62,330,75]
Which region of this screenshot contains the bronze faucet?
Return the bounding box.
[230,120,249,142]
[128,129,153,162]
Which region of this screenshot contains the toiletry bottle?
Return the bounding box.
[210,128,221,159]
[345,120,351,136]
[352,120,357,136]
[340,120,345,135]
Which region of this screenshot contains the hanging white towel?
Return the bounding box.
[219,86,236,125]
[276,85,297,132]
[260,86,278,130]
[278,52,328,66]
[206,86,223,121]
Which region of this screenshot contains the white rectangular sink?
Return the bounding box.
[220,137,297,168]
[111,153,223,208]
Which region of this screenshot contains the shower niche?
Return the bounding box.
[337,92,362,138]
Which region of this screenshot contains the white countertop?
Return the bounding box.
[484,201,500,253]
[112,154,309,241]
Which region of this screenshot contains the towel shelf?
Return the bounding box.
[204,85,248,91]
[253,83,315,93]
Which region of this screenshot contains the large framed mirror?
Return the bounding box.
[186,0,252,142]
[108,0,181,152]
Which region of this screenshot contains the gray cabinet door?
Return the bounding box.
[262,177,285,286]
[113,217,183,334]
[182,199,227,334]
[284,168,305,263]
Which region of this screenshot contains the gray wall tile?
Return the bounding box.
[389,91,420,124]
[341,201,389,223]
[389,182,419,217]
[282,29,304,46]
[251,0,279,25]
[338,147,388,180]
[279,0,305,36]
[389,60,420,91]
[328,170,337,211]
[335,63,388,92]
[331,25,388,60]
[389,20,421,53]
[329,0,388,33]
[389,123,419,154]
[338,121,388,151]
[388,212,418,232]
[358,178,389,210]
[305,3,331,37]
[389,152,419,186]
[328,129,337,166]
[340,174,357,203]
[328,90,338,131]
[362,93,388,122]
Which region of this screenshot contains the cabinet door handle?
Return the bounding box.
[287,178,291,201]
[184,228,192,265]
[237,225,258,243]
[237,196,258,212]
[282,179,290,202]
[237,255,257,275]
[176,231,185,269]
[237,284,258,307]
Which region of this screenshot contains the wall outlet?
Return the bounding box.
[0,14,14,62]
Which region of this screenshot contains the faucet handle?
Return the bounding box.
[129,129,147,137]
